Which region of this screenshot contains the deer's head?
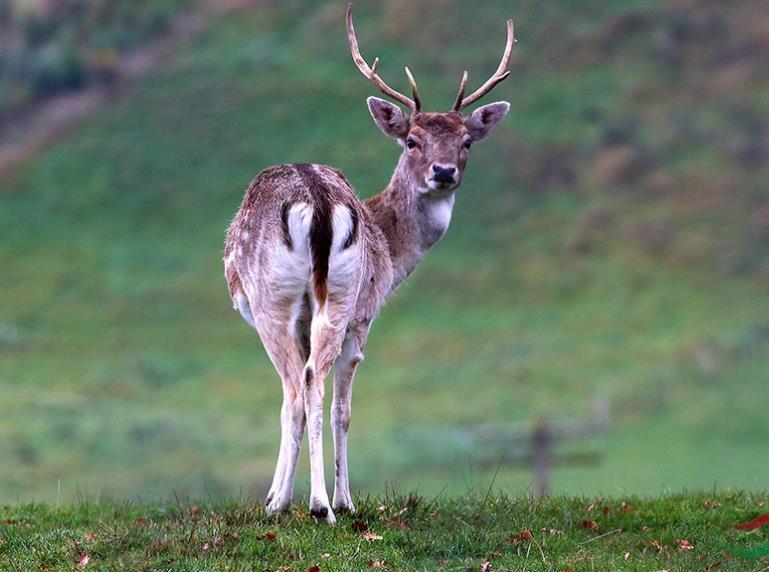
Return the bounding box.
[347,4,514,194]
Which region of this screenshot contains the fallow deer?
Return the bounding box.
[224,4,515,523]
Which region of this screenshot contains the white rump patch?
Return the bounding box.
[266,202,314,296]
[287,202,313,248]
[327,203,361,297]
[331,204,355,252]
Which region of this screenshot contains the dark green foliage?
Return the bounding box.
[0,0,191,121]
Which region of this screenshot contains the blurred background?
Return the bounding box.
[1,0,769,504]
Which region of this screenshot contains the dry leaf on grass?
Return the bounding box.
[510,529,533,545]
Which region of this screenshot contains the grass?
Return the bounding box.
[1,492,768,571]
[1,0,769,504]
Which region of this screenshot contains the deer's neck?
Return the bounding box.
[365,161,455,290]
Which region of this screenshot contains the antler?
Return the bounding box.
[346,3,421,112]
[452,19,515,112]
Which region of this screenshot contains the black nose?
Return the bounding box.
[432,164,456,183]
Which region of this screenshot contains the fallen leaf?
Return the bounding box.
[82,533,95,542]
[77,554,90,568]
[367,559,388,569]
[363,531,383,541]
[305,566,319,572]
[581,520,599,530]
[190,506,202,516]
[602,506,611,516]
[586,503,596,513]
[676,539,694,551]
[511,529,533,545]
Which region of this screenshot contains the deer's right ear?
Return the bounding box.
[367,97,409,140]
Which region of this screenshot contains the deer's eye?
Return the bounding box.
[406,138,418,149]
[463,139,473,149]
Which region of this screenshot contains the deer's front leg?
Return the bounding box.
[303,317,346,524]
[331,330,364,514]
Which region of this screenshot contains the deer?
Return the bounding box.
[224,3,515,523]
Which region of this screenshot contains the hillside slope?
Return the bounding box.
[1,0,768,502]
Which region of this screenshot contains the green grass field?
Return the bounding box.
[2,492,769,570]
[1,0,769,506]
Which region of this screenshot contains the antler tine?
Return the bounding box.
[451,70,468,112]
[346,3,416,111]
[404,66,421,112]
[458,19,515,111]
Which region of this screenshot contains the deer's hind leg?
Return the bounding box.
[253,294,309,515]
[331,325,368,514]
[302,306,349,524]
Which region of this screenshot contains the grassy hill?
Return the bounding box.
[2,492,768,570]
[1,0,769,504]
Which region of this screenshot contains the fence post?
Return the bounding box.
[532,418,551,498]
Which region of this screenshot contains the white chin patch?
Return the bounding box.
[426,179,457,192]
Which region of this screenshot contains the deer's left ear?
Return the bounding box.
[465,102,510,141]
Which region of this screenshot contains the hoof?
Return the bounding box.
[309,501,336,524]
[332,499,356,515]
[266,495,291,515]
